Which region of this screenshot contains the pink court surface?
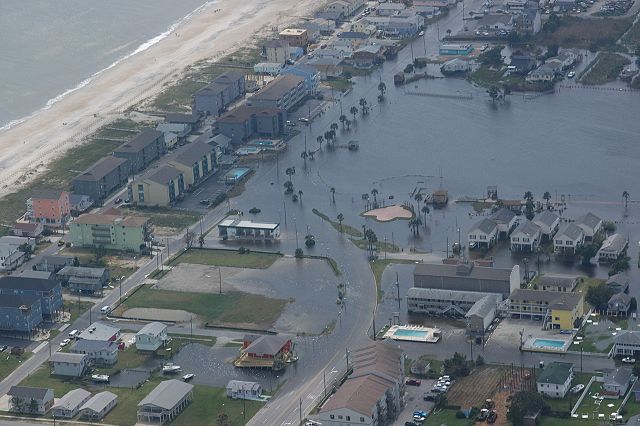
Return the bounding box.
[363,205,413,221]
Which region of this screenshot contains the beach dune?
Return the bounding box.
[0,0,321,198]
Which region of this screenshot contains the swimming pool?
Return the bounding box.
[225,167,251,181]
[394,329,429,338]
[532,338,566,349]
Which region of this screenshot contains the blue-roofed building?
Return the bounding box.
[0,294,43,334]
[0,276,63,320]
[280,64,320,95]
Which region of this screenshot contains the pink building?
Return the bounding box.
[27,189,71,226]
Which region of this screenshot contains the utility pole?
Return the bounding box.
[470,337,473,360]
[294,219,299,249]
[283,199,287,226]
[323,370,327,398]
[372,310,376,341]
[396,272,401,311]
[580,346,583,372]
[218,267,222,294]
[299,397,303,424]
[190,315,193,337]
[384,236,387,260]
[346,347,350,370]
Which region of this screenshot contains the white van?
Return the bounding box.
[100,306,111,314]
[68,329,79,339]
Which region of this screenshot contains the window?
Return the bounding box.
[346,416,351,421]
[330,415,335,419]
[555,240,562,245]
[513,237,519,242]
[360,417,365,422]
[338,415,343,419]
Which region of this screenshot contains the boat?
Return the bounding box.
[162,363,182,374]
[91,374,110,383]
[182,373,195,381]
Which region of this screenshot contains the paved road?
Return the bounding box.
[0,200,230,398]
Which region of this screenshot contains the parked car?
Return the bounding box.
[406,378,422,386]
[0,345,7,352]
[114,198,123,204]
[567,71,576,78]
[487,410,498,423]
[622,357,636,363]
[59,338,71,347]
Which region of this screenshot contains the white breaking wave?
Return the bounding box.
[0,0,216,132]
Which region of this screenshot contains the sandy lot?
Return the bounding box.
[0,0,326,197]
[121,307,192,323]
[363,205,413,221]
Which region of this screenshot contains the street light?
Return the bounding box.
[118,275,125,305]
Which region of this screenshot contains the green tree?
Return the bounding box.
[359,98,369,115]
[487,86,500,103]
[371,188,379,207]
[198,234,205,248]
[298,190,303,203]
[350,106,358,121]
[414,193,423,213]
[443,352,470,378]
[345,119,352,131]
[285,166,296,181]
[576,243,599,265]
[337,213,344,232]
[330,122,339,133]
[404,63,414,74]
[316,135,324,150]
[339,114,347,128]
[300,150,308,164]
[479,46,504,67]
[631,297,637,312]
[543,191,552,207]
[330,187,336,203]
[508,391,549,426]
[284,180,294,194]
[295,248,304,258]
[586,283,614,310]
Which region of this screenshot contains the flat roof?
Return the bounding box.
[114,129,163,154]
[78,322,120,341]
[219,219,279,230]
[0,294,41,308]
[251,75,305,102]
[407,287,498,303]
[414,262,514,281]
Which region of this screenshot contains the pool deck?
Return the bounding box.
[383,325,441,343]
[522,336,572,353]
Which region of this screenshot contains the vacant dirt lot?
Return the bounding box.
[447,365,505,408]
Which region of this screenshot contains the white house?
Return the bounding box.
[490,208,517,239]
[137,380,194,425]
[8,386,54,415]
[468,218,498,249]
[510,221,541,252]
[0,244,26,272]
[575,212,603,241]
[613,331,640,357]
[324,0,365,20]
[80,391,118,420]
[536,362,573,398]
[71,339,119,366]
[136,322,169,351]
[553,223,585,254]
[264,40,290,65]
[52,389,92,419]
[226,380,263,401]
[532,210,560,240]
[50,352,88,378]
[441,58,472,73]
[526,64,555,82]
[597,233,628,263]
[376,2,406,15]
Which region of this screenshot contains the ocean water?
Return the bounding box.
[0,0,211,130]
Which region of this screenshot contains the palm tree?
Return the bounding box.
[345,119,352,131]
[284,180,294,194]
[286,166,296,181]
[316,135,324,149]
[371,188,379,208]
[359,98,368,115]
[339,114,347,129]
[378,81,386,99]
[350,106,358,121]
[409,216,423,236]
[446,28,452,37]
[330,187,336,203]
[298,190,303,203]
[623,191,630,209]
[543,191,552,207]
[414,193,423,213]
[330,122,339,133]
[337,213,344,232]
[421,205,430,224]
[301,151,308,164]
[523,191,533,202]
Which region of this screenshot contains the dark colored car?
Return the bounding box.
[114,198,122,204]
[406,378,422,386]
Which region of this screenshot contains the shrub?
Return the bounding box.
[249,207,261,214]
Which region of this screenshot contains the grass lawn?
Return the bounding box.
[63,300,94,324]
[122,285,288,328]
[324,78,354,92]
[350,238,400,253]
[427,408,471,425]
[170,248,281,269]
[469,66,505,87]
[543,372,594,413]
[0,352,32,381]
[580,52,630,85]
[0,120,139,226]
[121,206,201,233]
[312,208,363,238]
[534,16,632,50]
[370,259,418,302]
[168,333,217,347]
[224,340,244,347]
[172,385,263,426]
[622,17,640,47]
[405,356,444,379]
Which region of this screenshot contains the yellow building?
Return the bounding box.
[508,289,584,330]
[165,141,215,191]
[129,165,184,207]
[549,292,584,330]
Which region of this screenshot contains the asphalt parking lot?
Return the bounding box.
[393,379,435,426]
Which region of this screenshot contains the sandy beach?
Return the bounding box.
[0,0,322,198]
